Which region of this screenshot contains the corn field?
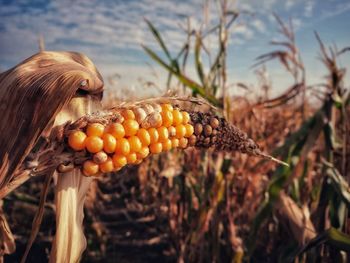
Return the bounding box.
[1,2,350,263]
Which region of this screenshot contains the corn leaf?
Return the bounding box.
[327,227,350,252]
[325,165,350,207]
[194,33,206,87]
[143,45,223,107]
[297,227,350,257]
[144,19,172,61]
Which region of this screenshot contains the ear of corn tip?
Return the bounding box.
[68,103,195,177]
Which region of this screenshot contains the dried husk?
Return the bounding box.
[49,96,100,263]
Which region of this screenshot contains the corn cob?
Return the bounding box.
[63,100,287,177]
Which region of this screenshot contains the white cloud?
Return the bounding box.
[285,0,297,10]
[251,19,266,33]
[232,24,254,39]
[292,18,302,29]
[320,1,350,20]
[304,1,315,17]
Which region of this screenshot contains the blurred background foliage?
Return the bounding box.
[3,0,350,262]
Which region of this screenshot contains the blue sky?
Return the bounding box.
[0,0,349,99]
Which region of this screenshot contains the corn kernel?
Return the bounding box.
[152,103,162,112]
[128,136,142,153]
[157,126,169,142]
[83,160,99,176]
[99,157,114,173]
[137,128,151,146]
[171,138,179,148]
[93,151,108,164]
[121,109,135,120]
[179,138,188,148]
[86,123,105,137]
[85,136,104,153]
[161,110,173,127]
[123,119,139,137]
[68,130,87,151]
[106,123,125,139]
[112,154,127,168]
[149,112,163,128]
[172,109,183,126]
[115,138,130,155]
[175,124,186,139]
[184,124,194,137]
[182,111,190,124]
[162,139,172,151]
[168,126,176,137]
[133,107,147,123]
[161,103,173,112]
[148,128,159,144]
[137,146,150,159]
[126,153,137,164]
[102,133,117,153]
[150,142,162,154]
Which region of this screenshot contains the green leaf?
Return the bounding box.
[327,227,350,252]
[325,165,350,207]
[194,33,206,87]
[144,19,172,61]
[143,45,223,107]
[298,227,350,256]
[332,92,343,109]
[324,122,342,150]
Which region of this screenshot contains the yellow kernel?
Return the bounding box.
[157,126,169,142]
[137,146,150,159]
[162,139,172,151]
[115,138,130,155]
[86,123,105,137]
[150,143,162,154]
[148,128,159,143]
[172,109,183,126]
[175,124,186,139]
[126,153,137,164]
[83,160,99,176]
[68,130,87,151]
[161,110,173,127]
[102,133,117,153]
[85,136,104,153]
[137,128,151,146]
[184,124,194,137]
[123,119,139,137]
[99,157,114,173]
[106,123,125,139]
[179,138,188,148]
[182,111,190,124]
[161,104,173,112]
[128,136,142,153]
[121,109,135,120]
[171,138,179,148]
[112,154,127,168]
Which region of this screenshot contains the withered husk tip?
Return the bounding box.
[256,150,289,167]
